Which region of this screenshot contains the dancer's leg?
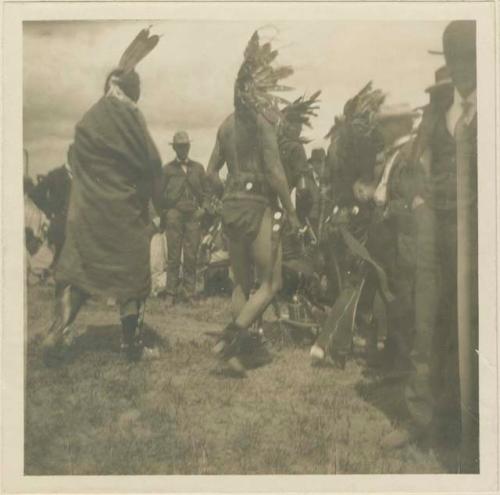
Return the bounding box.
[234,208,282,329]
[228,239,253,321]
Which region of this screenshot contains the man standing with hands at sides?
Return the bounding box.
[207,30,301,376]
[384,21,478,473]
[162,131,209,306]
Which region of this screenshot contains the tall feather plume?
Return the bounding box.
[325,82,386,189]
[118,26,160,73]
[235,30,294,123]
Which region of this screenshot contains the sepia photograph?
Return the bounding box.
[1,0,498,492]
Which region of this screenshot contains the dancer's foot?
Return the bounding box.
[212,322,240,357]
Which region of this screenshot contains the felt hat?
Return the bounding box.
[425,65,453,93]
[170,131,191,145]
[442,20,476,63]
[309,148,326,163]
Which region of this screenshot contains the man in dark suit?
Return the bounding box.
[383,21,478,473]
[162,131,209,305]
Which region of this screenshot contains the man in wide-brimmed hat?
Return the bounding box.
[383,21,478,473]
[162,130,209,305]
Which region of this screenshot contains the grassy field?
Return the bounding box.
[25,284,451,475]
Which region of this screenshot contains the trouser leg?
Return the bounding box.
[385,256,415,371]
[183,212,201,297]
[165,209,184,296]
[433,212,461,443]
[457,203,479,472]
[405,205,440,429]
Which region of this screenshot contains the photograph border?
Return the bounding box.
[2,1,498,493]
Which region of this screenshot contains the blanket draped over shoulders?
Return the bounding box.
[55,95,161,301]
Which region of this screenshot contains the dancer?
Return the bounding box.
[41,28,163,364]
[207,30,301,375]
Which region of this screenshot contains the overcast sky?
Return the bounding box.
[23,19,449,177]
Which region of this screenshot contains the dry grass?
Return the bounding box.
[25,285,448,475]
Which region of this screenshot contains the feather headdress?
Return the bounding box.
[234,30,294,123]
[281,90,321,143]
[326,82,385,140]
[282,90,321,128]
[325,82,386,189]
[118,26,160,74]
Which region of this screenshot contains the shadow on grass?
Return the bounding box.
[73,323,169,354]
[28,323,169,367]
[355,371,460,473]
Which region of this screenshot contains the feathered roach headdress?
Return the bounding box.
[105,27,160,102]
[234,30,294,124]
[326,82,386,186]
[281,90,321,143]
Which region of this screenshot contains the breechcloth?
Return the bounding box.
[221,196,269,244]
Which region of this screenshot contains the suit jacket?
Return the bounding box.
[409,88,477,211]
[162,158,209,210]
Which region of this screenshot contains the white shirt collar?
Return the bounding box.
[454,87,477,123]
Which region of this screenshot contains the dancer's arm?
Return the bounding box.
[207,130,225,198]
[258,116,299,228]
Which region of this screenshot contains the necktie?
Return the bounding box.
[455,98,479,472]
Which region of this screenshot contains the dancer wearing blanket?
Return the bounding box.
[41,28,163,365]
[207,30,301,375]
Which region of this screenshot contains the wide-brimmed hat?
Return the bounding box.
[425,65,453,93]
[170,131,191,145]
[443,20,476,63]
[375,104,419,122]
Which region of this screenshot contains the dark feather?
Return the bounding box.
[118,27,160,73]
[235,30,295,120]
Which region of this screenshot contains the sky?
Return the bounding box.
[23,19,449,177]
